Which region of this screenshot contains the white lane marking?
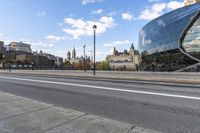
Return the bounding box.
[0,76,200,100]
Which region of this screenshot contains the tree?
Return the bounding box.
[96,61,110,70]
[63,60,72,69]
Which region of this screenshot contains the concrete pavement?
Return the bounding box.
[0,91,159,133]
[0,73,200,132]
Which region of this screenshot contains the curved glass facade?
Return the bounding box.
[183,15,200,53]
[138,3,200,71]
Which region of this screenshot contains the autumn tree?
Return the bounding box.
[96,61,110,70]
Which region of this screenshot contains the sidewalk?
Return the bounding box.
[0,91,160,133]
[0,70,200,84]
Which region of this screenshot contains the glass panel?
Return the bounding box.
[138,3,200,55]
[183,15,200,55]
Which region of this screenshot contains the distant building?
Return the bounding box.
[0,41,6,68]
[67,51,71,60]
[66,47,91,64]
[55,56,64,69]
[16,53,33,63]
[32,52,48,69]
[106,44,141,71]
[5,41,32,63]
[67,48,79,64]
[32,50,63,69]
[185,0,200,5]
[0,40,63,69]
[72,47,76,59]
[9,41,32,53]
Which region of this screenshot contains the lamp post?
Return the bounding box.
[31,53,34,71]
[83,45,86,72]
[92,25,97,75]
[2,54,5,70]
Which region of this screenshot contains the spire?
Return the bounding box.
[129,43,135,55]
[113,46,116,55]
[130,43,134,50]
[72,47,76,59]
[67,51,71,60]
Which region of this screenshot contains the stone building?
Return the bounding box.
[184,0,200,5]
[66,48,80,64]
[0,40,63,69]
[55,56,64,69]
[106,44,141,71]
[16,53,33,63]
[66,47,91,65]
[32,50,59,69]
[0,41,6,68]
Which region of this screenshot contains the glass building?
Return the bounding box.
[138,3,200,71]
[9,41,32,53]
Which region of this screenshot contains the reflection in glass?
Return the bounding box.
[183,16,200,53]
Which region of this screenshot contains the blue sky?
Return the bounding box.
[0,0,185,60]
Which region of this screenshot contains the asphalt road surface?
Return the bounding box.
[0,73,199,133]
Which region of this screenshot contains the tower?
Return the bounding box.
[67,51,71,60]
[130,43,135,50]
[113,46,116,55]
[129,43,135,55]
[113,46,118,56]
[72,47,76,59]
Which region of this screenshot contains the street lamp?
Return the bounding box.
[92,25,97,75]
[31,53,34,71]
[2,54,5,70]
[83,45,86,72]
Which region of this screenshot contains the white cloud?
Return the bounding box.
[45,35,65,42]
[107,11,117,16]
[1,39,12,45]
[167,1,184,10]
[32,41,54,48]
[36,10,46,17]
[139,3,166,20]
[139,1,184,20]
[56,22,63,26]
[63,16,116,39]
[100,16,115,28]
[121,12,133,21]
[18,38,54,48]
[81,0,104,5]
[92,9,103,14]
[149,0,161,2]
[103,40,131,47]
[96,51,110,56]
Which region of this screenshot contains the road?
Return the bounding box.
[1,70,200,84]
[0,73,199,133]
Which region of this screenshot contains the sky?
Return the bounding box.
[0,0,186,61]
